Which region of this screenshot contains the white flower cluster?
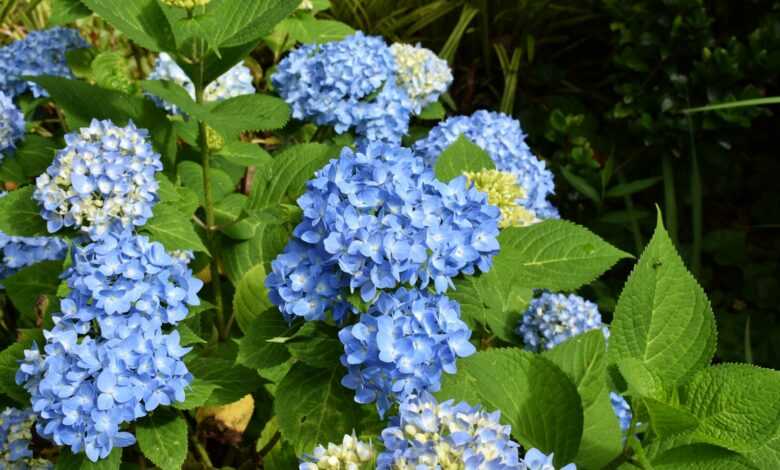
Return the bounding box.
[389,43,453,113]
[300,433,374,470]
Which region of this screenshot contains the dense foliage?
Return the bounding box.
[0,0,777,469]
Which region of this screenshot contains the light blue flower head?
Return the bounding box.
[16,230,202,462]
[0,407,53,469]
[521,448,577,470]
[0,27,89,98]
[273,32,414,144]
[413,110,559,218]
[147,53,254,114]
[0,91,25,158]
[377,392,523,469]
[266,142,501,321]
[34,119,163,238]
[339,288,475,416]
[516,292,607,351]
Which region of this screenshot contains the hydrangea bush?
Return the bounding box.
[0,2,774,470]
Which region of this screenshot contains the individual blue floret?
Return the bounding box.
[0,193,68,285]
[147,53,255,115]
[413,110,559,218]
[266,142,501,321]
[377,392,523,469]
[0,407,53,469]
[516,292,607,351]
[610,392,633,434]
[0,91,25,158]
[522,448,577,470]
[16,230,202,462]
[34,119,163,238]
[339,288,475,416]
[0,27,89,98]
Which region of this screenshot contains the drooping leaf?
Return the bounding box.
[434,134,495,182]
[437,348,583,466]
[136,409,188,470]
[494,220,631,291]
[274,363,363,455]
[608,211,716,385]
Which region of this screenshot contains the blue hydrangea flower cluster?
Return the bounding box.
[516,292,607,351]
[33,119,163,238]
[299,432,374,470]
[0,91,25,158]
[0,192,68,284]
[610,392,633,434]
[339,288,475,415]
[266,142,500,322]
[16,229,203,461]
[0,27,88,98]
[0,407,53,469]
[273,32,451,144]
[522,448,577,470]
[413,110,559,219]
[147,53,254,115]
[376,392,523,469]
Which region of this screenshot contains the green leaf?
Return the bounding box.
[274,363,363,455]
[608,212,716,385]
[80,0,175,52]
[680,364,780,456]
[286,323,343,368]
[249,143,337,209]
[643,397,700,438]
[208,94,291,138]
[0,332,42,404]
[178,161,235,206]
[141,79,209,120]
[179,324,206,346]
[605,176,662,198]
[3,261,63,321]
[494,220,631,291]
[544,331,623,469]
[0,186,47,236]
[418,101,446,120]
[92,52,135,93]
[222,222,290,284]
[173,378,217,410]
[449,270,530,341]
[0,135,59,183]
[187,356,264,405]
[434,134,495,182]
[237,308,295,370]
[437,348,583,465]
[560,166,600,203]
[136,409,188,470]
[142,203,209,254]
[617,357,666,400]
[199,0,300,49]
[232,264,273,333]
[274,15,354,44]
[56,447,121,470]
[651,444,758,470]
[216,141,273,167]
[49,0,92,25]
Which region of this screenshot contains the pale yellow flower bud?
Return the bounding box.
[463,169,539,228]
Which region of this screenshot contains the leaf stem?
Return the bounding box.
[195,61,226,341]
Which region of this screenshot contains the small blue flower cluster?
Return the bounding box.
[413,110,559,219]
[147,53,254,115]
[0,407,53,469]
[0,91,25,158]
[17,229,202,461]
[339,288,475,415]
[0,27,88,98]
[610,392,633,434]
[273,32,451,144]
[34,119,163,238]
[516,292,607,351]
[376,392,524,469]
[522,448,577,470]
[266,142,500,321]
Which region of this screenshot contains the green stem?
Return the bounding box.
[687,115,702,276]
[661,154,678,245]
[190,433,214,469]
[195,58,226,341]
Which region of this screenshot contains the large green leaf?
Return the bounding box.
[494,220,631,291]
[232,264,273,333]
[173,378,217,411]
[437,348,583,465]
[187,356,264,406]
[274,363,362,455]
[80,0,175,52]
[608,212,716,386]
[199,0,300,49]
[49,0,92,25]
[236,308,295,370]
[0,186,48,236]
[449,269,530,342]
[178,161,235,206]
[208,94,291,138]
[222,222,290,284]
[0,135,59,184]
[56,447,121,470]
[136,409,188,470]
[3,261,63,321]
[274,15,354,44]
[286,322,343,369]
[142,202,209,254]
[249,143,338,209]
[544,331,623,469]
[434,134,495,182]
[651,444,758,470]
